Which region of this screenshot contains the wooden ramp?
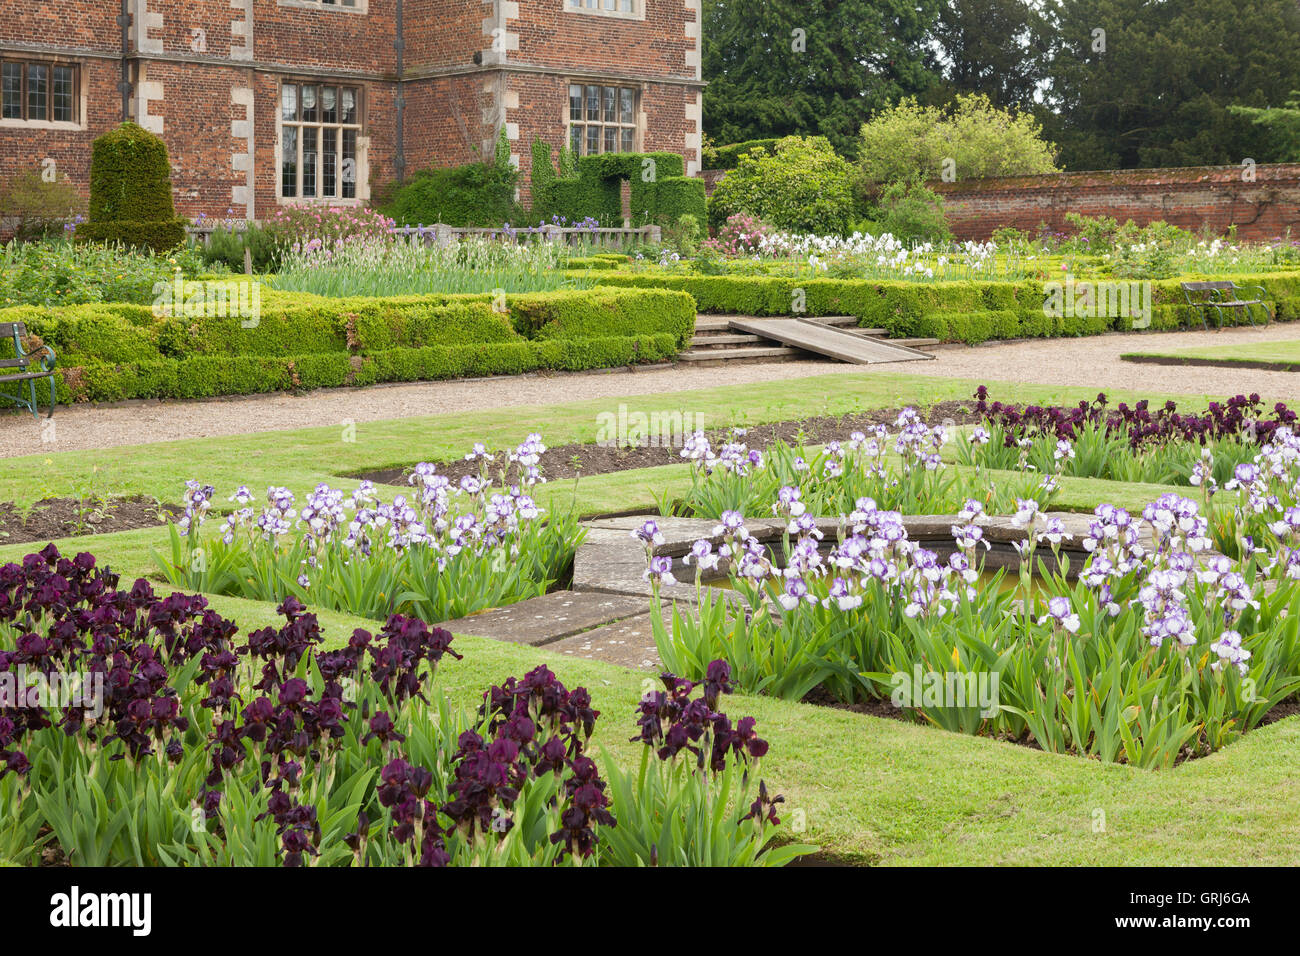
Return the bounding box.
[726,317,935,365]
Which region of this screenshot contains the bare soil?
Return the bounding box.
[0,496,177,546]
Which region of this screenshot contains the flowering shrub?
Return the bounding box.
[699,213,775,259]
[0,545,807,866]
[266,205,395,249]
[647,478,1300,767]
[158,435,584,624]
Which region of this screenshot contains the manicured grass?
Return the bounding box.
[1122,338,1300,371]
[179,592,1300,866]
[0,371,1239,512]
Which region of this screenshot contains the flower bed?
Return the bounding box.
[641,407,1300,768]
[0,544,810,866]
[158,436,583,624]
[661,409,1059,522]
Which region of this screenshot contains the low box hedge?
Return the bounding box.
[1,286,694,405]
[587,271,1300,344]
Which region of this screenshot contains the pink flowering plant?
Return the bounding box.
[267,204,395,248]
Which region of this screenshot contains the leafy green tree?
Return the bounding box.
[856,94,1058,191]
[1229,92,1300,160]
[708,136,856,234]
[924,0,1048,111]
[1037,0,1300,169]
[702,0,942,158]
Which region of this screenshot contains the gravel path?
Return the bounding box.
[3,325,1297,458]
[910,324,1300,399]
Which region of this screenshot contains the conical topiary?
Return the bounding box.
[76,122,187,253]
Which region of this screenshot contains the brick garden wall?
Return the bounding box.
[934,165,1300,242]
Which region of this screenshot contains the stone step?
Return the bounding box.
[889,337,941,349]
[690,332,768,347]
[694,313,862,331]
[436,590,649,646]
[678,345,810,365]
[693,315,732,332]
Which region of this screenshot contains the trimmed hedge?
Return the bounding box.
[76,123,187,254]
[2,286,695,404]
[587,271,1300,344]
[383,161,520,227]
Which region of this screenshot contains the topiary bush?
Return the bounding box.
[75,122,187,253]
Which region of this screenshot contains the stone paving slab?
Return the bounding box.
[439,590,649,646]
[543,607,672,671]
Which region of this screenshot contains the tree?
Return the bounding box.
[924,0,1047,111]
[708,136,857,235]
[702,0,942,158]
[1229,92,1300,160]
[856,94,1059,191]
[1036,0,1300,169]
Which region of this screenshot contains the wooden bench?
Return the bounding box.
[1180,280,1274,331]
[0,322,57,419]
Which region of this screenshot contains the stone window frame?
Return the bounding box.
[0,56,83,130]
[277,0,369,13]
[276,79,366,205]
[565,0,644,21]
[567,82,643,157]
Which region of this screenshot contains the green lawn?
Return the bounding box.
[4,369,1298,866]
[178,592,1300,866]
[1122,338,1300,371]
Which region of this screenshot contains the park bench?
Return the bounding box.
[0,322,57,419]
[1180,280,1274,331]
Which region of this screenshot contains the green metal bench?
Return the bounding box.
[0,322,57,419]
[1180,280,1274,331]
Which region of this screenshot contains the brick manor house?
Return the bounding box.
[0,0,704,219]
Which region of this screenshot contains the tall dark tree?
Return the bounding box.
[924,0,1047,111]
[701,0,942,158]
[1037,0,1300,169]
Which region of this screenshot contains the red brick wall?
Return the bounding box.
[935,165,1300,242]
[0,0,702,223]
